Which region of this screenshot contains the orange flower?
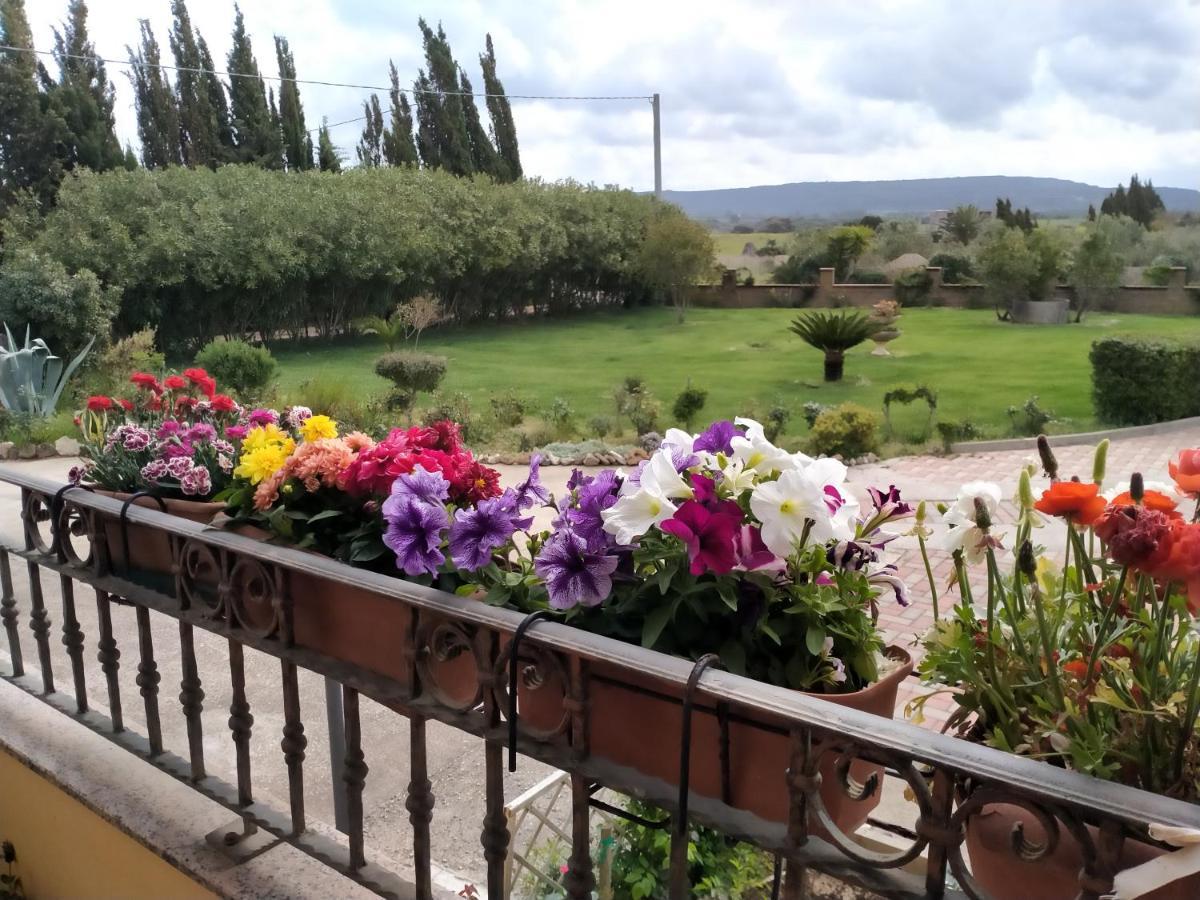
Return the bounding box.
[1169,449,1200,497]
[1143,521,1200,613]
[1034,481,1107,526]
[1062,659,1100,681]
[1109,489,1179,516]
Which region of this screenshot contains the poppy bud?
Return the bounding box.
[1018,540,1036,579]
[936,502,948,515]
[1130,472,1144,503]
[1092,439,1109,486]
[973,496,992,530]
[916,500,927,524]
[1018,469,1034,509]
[1037,435,1058,481]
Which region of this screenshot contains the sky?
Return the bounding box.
[23,0,1200,192]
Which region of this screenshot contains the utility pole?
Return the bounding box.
[652,92,662,198]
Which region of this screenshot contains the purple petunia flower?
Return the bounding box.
[534,529,619,610]
[247,408,278,427]
[388,465,450,506]
[448,497,522,571]
[382,494,449,576]
[561,469,620,550]
[693,420,741,455]
[512,454,551,510]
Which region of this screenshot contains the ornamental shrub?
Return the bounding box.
[672,384,707,429]
[489,391,526,428]
[0,249,119,358]
[544,397,575,437]
[613,377,660,434]
[801,401,827,428]
[195,339,278,400]
[894,268,934,306]
[375,352,447,411]
[82,328,164,398]
[1007,395,1055,436]
[764,404,790,442]
[588,414,613,438]
[936,419,980,452]
[929,252,974,284]
[808,402,880,458]
[1089,336,1200,426]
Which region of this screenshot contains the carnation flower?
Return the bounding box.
[211,394,238,413]
[67,464,87,485]
[180,466,212,497]
[1095,504,1175,568]
[130,372,162,394]
[286,406,313,428]
[163,375,187,390]
[166,456,194,479]
[86,395,113,412]
[247,408,279,427]
[225,424,248,441]
[121,426,151,451]
[140,459,168,481]
[186,423,217,444]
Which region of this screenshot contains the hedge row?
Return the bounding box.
[3,165,665,354]
[1090,336,1200,426]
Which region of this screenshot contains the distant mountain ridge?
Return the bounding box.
[658,176,1200,221]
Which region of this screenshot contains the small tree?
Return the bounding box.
[636,207,714,323]
[978,228,1063,320]
[824,226,874,280]
[1070,227,1124,321]
[939,205,982,245]
[375,351,446,412]
[789,310,878,382]
[399,295,441,347]
[672,383,707,430]
[195,338,278,399]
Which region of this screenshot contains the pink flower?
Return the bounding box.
[660,499,743,575]
[732,524,779,571]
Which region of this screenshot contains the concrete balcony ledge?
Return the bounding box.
[0,674,382,900]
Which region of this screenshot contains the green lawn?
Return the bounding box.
[710,232,790,255]
[272,308,1200,448]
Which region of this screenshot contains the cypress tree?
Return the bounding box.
[412,70,442,169]
[122,142,138,170]
[317,119,340,172]
[197,36,234,159]
[382,60,418,167]
[0,0,67,213]
[274,36,311,170]
[417,19,473,175]
[50,0,122,173]
[226,5,283,168]
[458,68,500,177]
[479,34,521,181]
[1087,203,1096,222]
[169,0,223,168]
[127,19,181,169]
[356,93,385,167]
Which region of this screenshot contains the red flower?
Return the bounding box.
[1109,489,1179,516]
[210,394,237,413]
[1062,659,1100,681]
[1034,481,1107,526]
[1095,504,1176,568]
[406,421,462,453]
[182,367,216,398]
[1142,521,1200,613]
[175,396,198,414]
[1169,448,1200,497]
[86,395,113,412]
[129,372,162,394]
[450,458,502,504]
[660,499,743,575]
[163,375,187,390]
[119,398,134,412]
[148,395,162,412]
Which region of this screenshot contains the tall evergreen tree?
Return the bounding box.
[128,19,181,169]
[226,5,283,168]
[356,94,385,167]
[0,0,67,213]
[121,142,138,170]
[50,0,122,173]
[412,70,442,170]
[382,60,418,167]
[458,69,500,177]
[416,19,473,175]
[197,36,234,158]
[1087,203,1096,222]
[479,34,520,181]
[317,119,341,172]
[169,0,223,168]
[274,36,311,170]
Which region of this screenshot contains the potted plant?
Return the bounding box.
[72,368,242,579]
[917,439,1200,898]
[868,299,902,356]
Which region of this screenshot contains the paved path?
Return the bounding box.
[1,424,1196,885]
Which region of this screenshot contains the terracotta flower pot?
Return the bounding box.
[965,802,1200,899]
[586,647,914,832]
[93,490,224,575]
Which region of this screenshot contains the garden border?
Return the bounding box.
[948,415,1200,454]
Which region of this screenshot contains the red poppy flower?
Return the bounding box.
[1062,659,1100,681]
[210,394,237,413]
[1109,489,1179,516]
[148,396,162,412]
[129,372,162,394]
[1143,521,1200,613]
[163,375,187,390]
[119,398,134,412]
[1095,504,1176,568]
[1034,481,1107,526]
[175,396,198,414]
[85,395,113,412]
[1169,449,1200,497]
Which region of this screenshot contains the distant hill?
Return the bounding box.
[658,176,1200,221]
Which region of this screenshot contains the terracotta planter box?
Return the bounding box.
[966,802,1199,899]
[93,490,223,577]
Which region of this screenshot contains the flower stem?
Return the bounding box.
[1172,611,1200,785]
[986,547,1028,659]
[1084,565,1129,681]
[917,529,939,621]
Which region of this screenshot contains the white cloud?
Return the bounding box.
[23,0,1200,191]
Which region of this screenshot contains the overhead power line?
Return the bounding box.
[0,43,653,101]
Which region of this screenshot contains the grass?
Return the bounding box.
[271,307,1200,449]
[710,232,792,255]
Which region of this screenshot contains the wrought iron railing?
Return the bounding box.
[1,468,1199,899]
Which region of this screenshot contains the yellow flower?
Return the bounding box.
[242,423,291,453]
[300,414,338,442]
[234,444,291,484]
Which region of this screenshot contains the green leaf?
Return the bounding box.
[719,640,746,676]
[760,621,782,646]
[641,600,676,648]
[716,580,738,611]
[805,624,827,657]
[305,509,345,523]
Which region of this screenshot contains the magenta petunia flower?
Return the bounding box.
[659,499,743,575]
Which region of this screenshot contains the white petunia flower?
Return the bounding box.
[601,488,677,545]
[633,448,694,500]
[730,417,797,475]
[749,465,857,558]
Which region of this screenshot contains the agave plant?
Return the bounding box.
[0,325,95,417]
[789,309,878,382]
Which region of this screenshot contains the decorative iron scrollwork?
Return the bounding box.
[415,618,482,712]
[227,555,282,639]
[493,636,571,742]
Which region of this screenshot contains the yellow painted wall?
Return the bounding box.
[0,749,216,900]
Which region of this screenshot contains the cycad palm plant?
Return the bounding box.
[789,310,878,382]
[354,309,406,350]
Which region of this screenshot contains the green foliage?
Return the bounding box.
[995,197,1036,232]
[672,383,707,429]
[935,419,980,452]
[489,390,526,427]
[375,351,447,410]
[288,376,387,436]
[808,402,880,458]
[274,36,312,171]
[978,226,1065,314]
[825,225,874,280]
[317,119,341,172]
[636,206,714,322]
[195,338,277,399]
[83,328,164,398]
[1143,255,1181,286]
[763,404,790,442]
[1100,174,1164,227]
[613,377,660,434]
[226,7,282,168]
[128,19,181,169]
[609,799,773,900]
[354,310,407,350]
[849,269,888,284]
[939,204,982,245]
[423,391,487,444]
[893,267,934,306]
[1071,226,1124,319]
[0,249,118,358]
[169,0,231,168]
[383,62,418,168]
[588,414,613,438]
[882,384,937,439]
[544,396,575,436]
[929,252,974,284]
[789,309,878,381]
[1007,395,1055,436]
[1089,336,1200,426]
[0,324,93,417]
[771,252,823,284]
[801,400,827,428]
